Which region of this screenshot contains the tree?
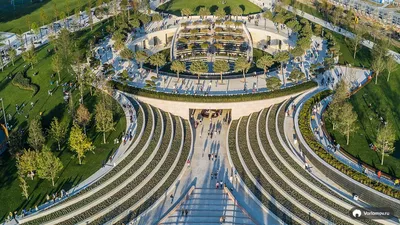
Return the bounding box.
[199,7,210,19]
[290,46,304,60]
[28,117,45,151]
[289,68,305,83]
[40,8,48,26]
[262,10,273,29]
[337,102,357,145]
[69,124,94,164]
[313,24,323,36]
[16,149,39,180]
[375,124,396,166]
[331,79,349,105]
[215,7,226,19]
[190,60,208,83]
[274,51,290,86]
[266,77,282,91]
[286,19,301,35]
[37,149,63,186]
[350,26,366,59]
[181,8,192,18]
[52,54,63,83]
[149,52,166,77]
[95,101,115,144]
[385,56,398,82]
[120,48,134,60]
[151,14,163,23]
[8,131,24,157]
[31,22,40,39]
[231,6,243,21]
[213,60,230,84]
[76,104,91,134]
[22,47,37,69]
[171,60,186,81]
[8,48,17,66]
[49,117,67,151]
[372,51,387,85]
[134,50,148,70]
[86,7,93,31]
[18,176,29,199]
[54,29,75,68]
[256,54,275,77]
[234,57,251,83]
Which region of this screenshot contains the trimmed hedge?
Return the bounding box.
[228,119,301,225]
[11,67,39,95]
[111,80,317,103]
[299,92,400,200]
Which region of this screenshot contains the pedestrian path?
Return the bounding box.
[311,96,400,189]
[131,109,280,225]
[159,188,255,225]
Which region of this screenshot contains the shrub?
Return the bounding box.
[11,68,39,95]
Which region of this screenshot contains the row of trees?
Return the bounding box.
[181,5,244,20]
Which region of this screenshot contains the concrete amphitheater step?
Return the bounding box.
[234,116,309,224]
[71,109,172,225]
[98,115,189,225]
[20,98,152,224]
[41,108,166,225]
[160,188,255,225]
[259,107,362,224]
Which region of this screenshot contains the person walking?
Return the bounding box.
[170,194,174,203]
[185,209,188,216]
[216,182,219,189]
[208,153,211,160]
[211,153,214,161]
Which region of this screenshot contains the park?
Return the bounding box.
[0,0,400,224]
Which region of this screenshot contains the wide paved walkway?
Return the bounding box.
[132,109,279,225]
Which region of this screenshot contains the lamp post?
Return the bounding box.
[0,98,7,130]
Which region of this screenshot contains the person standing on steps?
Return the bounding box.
[185,209,188,217]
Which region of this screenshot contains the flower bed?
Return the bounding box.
[228,119,301,225]
[298,91,400,199]
[57,110,169,224]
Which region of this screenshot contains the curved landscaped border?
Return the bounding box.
[295,90,400,216]
[111,80,317,102]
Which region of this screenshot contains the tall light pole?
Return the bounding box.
[0,98,7,130]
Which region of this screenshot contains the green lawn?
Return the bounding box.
[323,29,400,178]
[156,0,261,16]
[0,0,96,33]
[0,24,126,220]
